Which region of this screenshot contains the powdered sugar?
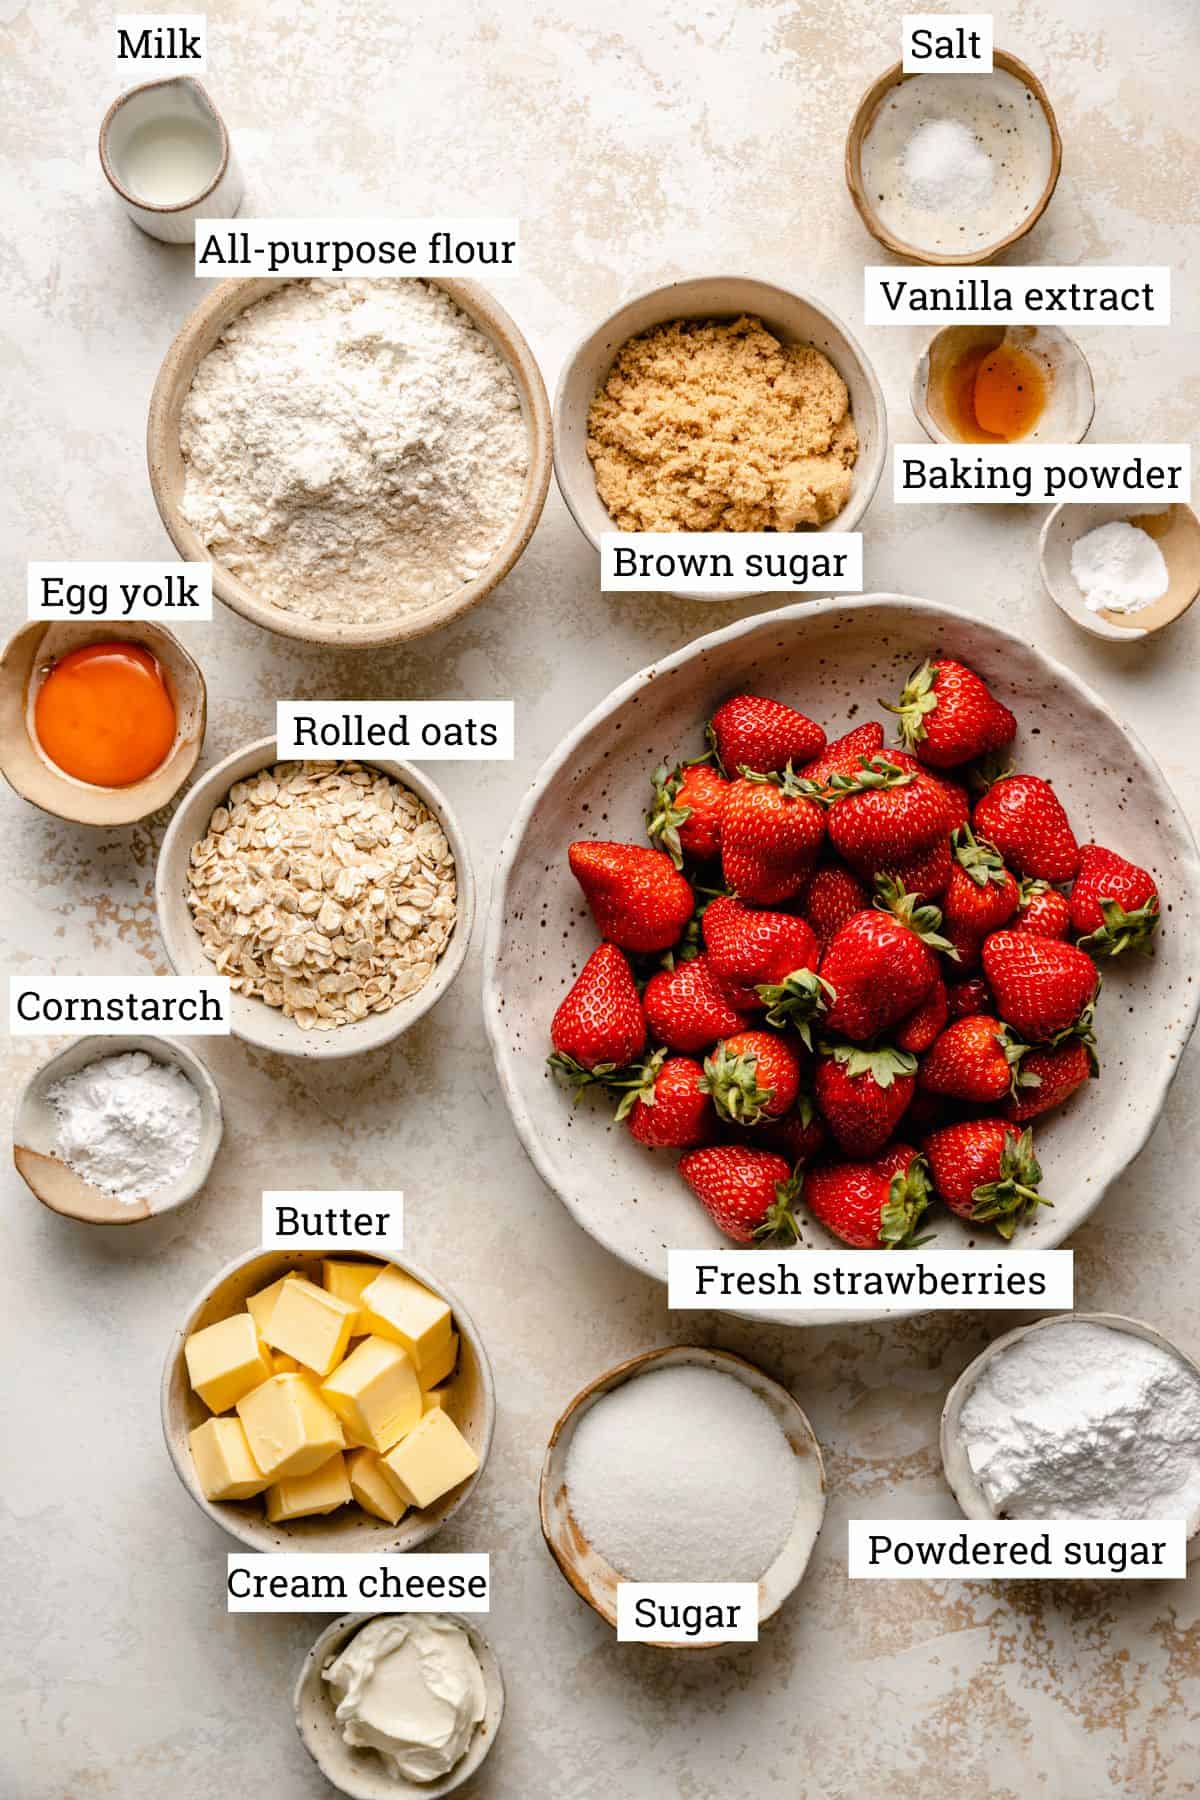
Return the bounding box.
[179,279,529,625]
[46,1050,202,1205]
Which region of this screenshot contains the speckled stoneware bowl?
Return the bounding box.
[483,596,1200,1326]
[539,1345,826,1649]
[161,1248,494,1552]
[294,1612,504,1798]
[941,1312,1200,1560]
[913,325,1095,446]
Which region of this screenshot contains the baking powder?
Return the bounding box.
[1070,519,1169,614]
[46,1050,202,1205]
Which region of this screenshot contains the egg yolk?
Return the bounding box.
[34,642,177,788]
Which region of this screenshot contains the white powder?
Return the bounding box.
[959,1322,1200,1524]
[564,1365,803,1582]
[902,118,995,214]
[46,1050,203,1206]
[1070,519,1169,614]
[180,279,529,625]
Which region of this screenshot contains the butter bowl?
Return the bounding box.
[161,1247,495,1553]
[294,1612,504,1799]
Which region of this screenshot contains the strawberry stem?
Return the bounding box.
[879,1155,935,1248]
[756,968,835,1048]
[645,764,692,870]
[701,1041,776,1125]
[880,659,938,754]
[1078,895,1160,960]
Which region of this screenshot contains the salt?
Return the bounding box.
[902,118,995,215]
[564,1365,803,1583]
[46,1050,202,1205]
[1070,519,1169,614]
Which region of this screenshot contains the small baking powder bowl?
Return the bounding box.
[0,619,206,825]
[941,1312,1200,1559]
[13,1033,222,1226]
[162,1247,495,1553]
[846,51,1062,266]
[147,276,551,647]
[539,1344,826,1649]
[553,276,887,599]
[1040,502,1200,642]
[154,735,475,1060]
[294,1612,504,1799]
[913,324,1094,446]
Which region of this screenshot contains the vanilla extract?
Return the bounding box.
[877,276,1158,315]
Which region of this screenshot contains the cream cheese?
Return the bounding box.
[324,1615,486,1784]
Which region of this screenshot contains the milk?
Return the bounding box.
[117,115,222,206]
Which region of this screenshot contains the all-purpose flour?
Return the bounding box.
[46,1050,202,1205]
[179,279,528,624]
[959,1322,1200,1523]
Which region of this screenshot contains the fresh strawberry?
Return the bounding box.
[569,841,694,953]
[820,878,954,1042]
[720,769,825,905]
[876,835,954,901]
[919,1016,1030,1105]
[940,826,1019,962]
[548,943,646,1084]
[895,977,948,1053]
[882,748,969,831]
[982,930,1099,1042]
[701,894,820,1010]
[755,1090,827,1166]
[825,755,952,878]
[646,761,727,868]
[701,1030,803,1125]
[814,1043,917,1157]
[1012,878,1071,940]
[678,1145,800,1245]
[707,693,825,776]
[1069,843,1160,958]
[946,974,995,1019]
[1005,1037,1096,1122]
[617,1052,713,1149]
[972,774,1079,882]
[799,721,885,788]
[803,1144,931,1249]
[884,657,1017,769]
[924,1120,1047,1238]
[799,862,869,951]
[642,955,747,1053]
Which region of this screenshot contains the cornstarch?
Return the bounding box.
[46,1050,202,1205]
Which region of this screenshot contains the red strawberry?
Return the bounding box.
[1005,1037,1096,1122]
[946,975,995,1019]
[1012,878,1071,941]
[701,1030,803,1125]
[882,748,969,831]
[799,862,869,951]
[618,1053,713,1149]
[707,694,825,776]
[799,721,885,788]
[924,1120,1047,1238]
[1069,843,1160,958]
[642,955,747,1053]
[940,826,1019,962]
[678,1144,800,1245]
[569,841,694,953]
[895,977,948,1053]
[814,1043,916,1157]
[820,879,953,1042]
[982,931,1098,1042]
[720,770,825,905]
[876,835,953,901]
[701,895,820,1011]
[646,761,727,867]
[825,755,951,877]
[803,1144,931,1249]
[884,657,1017,769]
[755,1091,827,1166]
[548,943,646,1084]
[973,775,1079,882]
[919,1016,1030,1105]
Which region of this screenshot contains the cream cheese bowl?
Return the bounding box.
[294,1612,504,1799]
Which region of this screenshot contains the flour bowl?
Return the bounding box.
[147,276,551,647]
[483,596,1200,1326]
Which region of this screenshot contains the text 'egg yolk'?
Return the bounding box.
[34,642,177,788]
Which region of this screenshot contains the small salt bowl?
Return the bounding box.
[1040,502,1200,641]
[913,325,1094,446]
[12,1033,223,1225]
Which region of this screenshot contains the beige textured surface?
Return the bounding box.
[2,2,1199,1795]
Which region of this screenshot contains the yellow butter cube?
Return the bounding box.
[188,1417,270,1500]
[271,1351,301,1375]
[236,1373,345,1480]
[380,1407,479,1510]
[262,1276,357,1377]
[185,1312,274,1414]
[422,1388,448,1415]
[323,1259,385,1330]
[246,1272,302,1337]
[347,1447,408,1525]
[417,1331,459,1391]
[320,1335,422,1454]
[265,1451,353,1522]
[360,1267,452,1366]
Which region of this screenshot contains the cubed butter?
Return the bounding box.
[380,1407,479,1510]
[347,1447,408,1525]
[271,1351,301,1375]
[320,1335,422,1454]
[188,1417,270,1501]
[184,1312,273,1414]
[236,1374,345,1480]
[323,1259,385,1329]
[245,1271,302,1337]
[422,1388,448,1415]
[262,1276,357,1377]
[265,1451,353,1522]
[360,1267,452,1366]
[417,1331,459,1391]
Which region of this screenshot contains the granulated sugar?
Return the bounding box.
[564,1364,803,1583]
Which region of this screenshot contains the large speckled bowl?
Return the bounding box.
[483,596,1200,1325]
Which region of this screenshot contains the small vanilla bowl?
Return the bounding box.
[294,1612,504,1799]
[13,1033,222,1226]
[1040,502,1200,641]
[539,1344,826,1649]
[0,620,206,826]
[912,325,1094,446]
